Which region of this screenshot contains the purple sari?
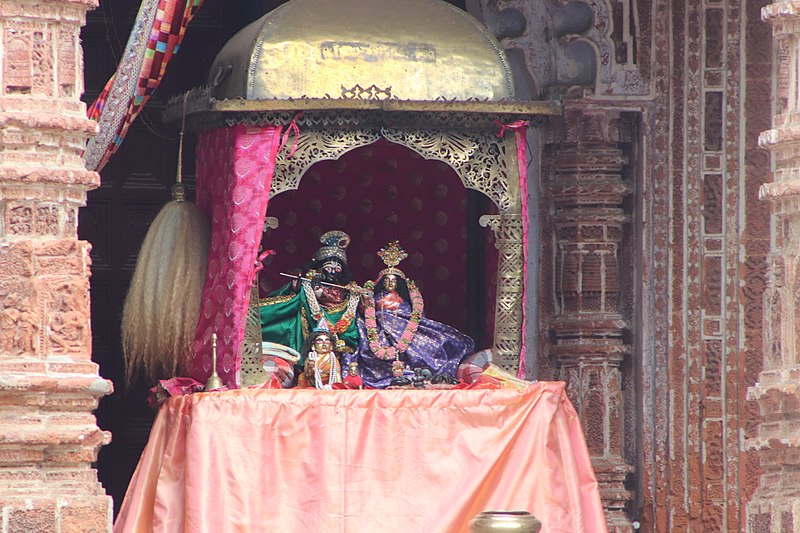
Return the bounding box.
[346,290,475,389]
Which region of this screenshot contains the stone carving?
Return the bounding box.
[544,108,634,530]
[0,0,112,529]
[4,28,32,93]
[473,0,646,98]
[48,283,86,352]
[57,29,75,97]
[8,205,33,235]
[36,206,59,235]
[0,289,38,356]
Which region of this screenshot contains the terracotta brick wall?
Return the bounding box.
[0,0,112,531]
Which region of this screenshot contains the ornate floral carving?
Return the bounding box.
[271,130,381,197]
[340,84,392,100]
[382,128,513,211]
[270,125,515,212]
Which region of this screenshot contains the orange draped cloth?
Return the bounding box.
[114,382,607,532]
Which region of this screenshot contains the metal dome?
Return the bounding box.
[208,0,515,102]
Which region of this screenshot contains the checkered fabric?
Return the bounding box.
[456,348,493,384]
[263,356,295,389]
[86,0,203,171]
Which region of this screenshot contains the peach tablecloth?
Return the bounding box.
[114,382,606,533]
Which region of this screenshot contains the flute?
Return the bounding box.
[279,272,351,291]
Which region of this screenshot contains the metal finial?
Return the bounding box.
[204,333,224,391]
[171,94,188,202]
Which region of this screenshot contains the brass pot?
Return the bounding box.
[468,511,542,532]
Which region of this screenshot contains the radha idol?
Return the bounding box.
[346,241,475,389]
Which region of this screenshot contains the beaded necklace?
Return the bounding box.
[302,279,359,334]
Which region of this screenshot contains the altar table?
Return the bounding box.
[114,382,606,532]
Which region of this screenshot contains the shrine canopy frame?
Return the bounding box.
[167,93,560,378]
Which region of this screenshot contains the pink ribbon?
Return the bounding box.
[278,112,304,158]
[495,119,529,138]
[496,120,530,379]
[250,249,276,285]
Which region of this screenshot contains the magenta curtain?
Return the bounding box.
[189,125,283,387]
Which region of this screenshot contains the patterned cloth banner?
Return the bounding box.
[189,125,283,388]
[84,0,203,172]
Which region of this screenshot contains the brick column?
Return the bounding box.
[546,108,634,532]
[747,3,800,531]
[0,1,112,531]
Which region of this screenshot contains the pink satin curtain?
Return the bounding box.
[114,383,607,533]
[189,125,282,387]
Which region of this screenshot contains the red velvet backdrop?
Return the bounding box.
[260,140,497,346]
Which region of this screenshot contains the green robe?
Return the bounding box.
[259,283,359,371]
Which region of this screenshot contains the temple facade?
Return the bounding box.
[0,0,797,531]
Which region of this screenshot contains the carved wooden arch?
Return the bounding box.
[263,126,524,372]
[270,128,519,214]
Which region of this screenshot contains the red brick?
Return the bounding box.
[7,499,57,533]
[0,242,35,276]
[45,361,100,375]
[0,361,47,374]
[37,255,83,276]
[58,497,111,533]
[35,240,78,257]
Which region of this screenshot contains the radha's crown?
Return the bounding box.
[377,240,408,280]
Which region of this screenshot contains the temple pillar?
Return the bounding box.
[746,3,800,531]
[545,108,634,532]
[0,0,112,531]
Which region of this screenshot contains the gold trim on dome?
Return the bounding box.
[341,84,393,100]
[164,93,562,122]
[210,98,561,116]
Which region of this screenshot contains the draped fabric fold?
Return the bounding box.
[114,383,607,533]
[512,124,531,378]
[188,125,283,387]
[84,0,204,171]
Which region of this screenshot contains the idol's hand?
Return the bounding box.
[349,281,372,294]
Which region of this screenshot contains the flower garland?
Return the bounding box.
[302,279,359,334]
[363,279,424,360]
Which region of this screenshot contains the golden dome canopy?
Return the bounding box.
[208,0,515,102]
